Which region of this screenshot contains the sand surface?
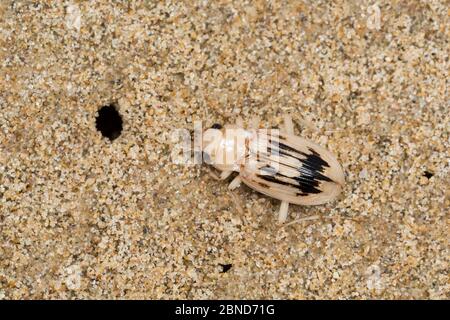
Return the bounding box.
[0,1,448,299]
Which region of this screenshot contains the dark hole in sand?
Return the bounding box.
[219,263,232,273]
[423,171,433,179]
[96,104,123,141]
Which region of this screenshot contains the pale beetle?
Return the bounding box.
[202,115,345,223]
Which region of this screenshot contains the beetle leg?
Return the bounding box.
[278,201,289,223]
[282,215,320,227]
[220,170,233,180]
[283,114,294,134]
[228,176,241,190]
[206,168,221,180]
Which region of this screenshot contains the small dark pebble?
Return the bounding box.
[423,171,434,179]
[219,263,232,273]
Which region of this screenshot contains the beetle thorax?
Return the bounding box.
[202,126,251,172]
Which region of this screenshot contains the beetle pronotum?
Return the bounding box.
[202,115,345,223]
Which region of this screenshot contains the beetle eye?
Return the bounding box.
[211,123,222,129]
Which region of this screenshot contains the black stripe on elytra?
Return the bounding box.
[268,139,331,174]
[257,142,333,195]
[256,170,320,196]
[256,174,294,188]
[280,171,323,195]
